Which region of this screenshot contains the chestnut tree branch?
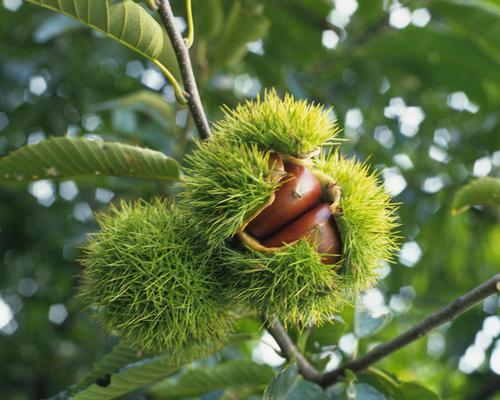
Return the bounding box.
[320,273,499,385]
[157,0,211,140]
[264,317,323,383]
[264,274,500,388]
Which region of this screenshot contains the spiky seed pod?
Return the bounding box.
[181,92,399,326]
[80,199,236,361]
[181,90,341,247]
[214,90,341,158]
[313,151,400,292]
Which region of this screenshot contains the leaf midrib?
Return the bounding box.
[27,0,165,68]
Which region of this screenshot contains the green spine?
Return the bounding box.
[221,240,346,326]
[181,138,279,246]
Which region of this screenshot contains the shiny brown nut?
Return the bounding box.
[315,217,342,265]
[262,202,342,264]
[246,162,322,239]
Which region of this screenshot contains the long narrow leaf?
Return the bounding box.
[73,342,146,393]
[0,137,180,181]
[148,360,275,399]
[26,0,177,71]
[74,358,177,400]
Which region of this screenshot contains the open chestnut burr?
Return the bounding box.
[241,155,342,265]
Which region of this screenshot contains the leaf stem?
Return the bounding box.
[157,0,211,140]
[146,0,158,11]
[185,0,194,48]
[152,60,187,104]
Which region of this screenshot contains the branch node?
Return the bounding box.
[263,316,323,384]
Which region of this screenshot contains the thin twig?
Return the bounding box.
[264,274,500,388]
[264,317,323,383]
[157,0,211,140]
[319,273,500,386]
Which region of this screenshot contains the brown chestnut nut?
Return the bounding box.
[246,162,322,239]
[315,216,343,265]
[262,202,342,264]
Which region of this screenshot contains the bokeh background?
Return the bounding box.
[0,0,499,399]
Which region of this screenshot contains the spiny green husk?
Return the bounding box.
[181,137,281,246]
[180,93,399,326]
[80,199,236,361]
[220,240,346,327]
[314,151,400,292]
[82,92,400,350]
[214,90,341,157]
[181,90,341,246]
[217,148,399,325]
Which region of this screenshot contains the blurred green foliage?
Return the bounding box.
[0,0,499,399]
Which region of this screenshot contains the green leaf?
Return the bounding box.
[263,366,328,400]
[26,0,177,71]
[398,382,441,400]
[0,137,180,181]
[325,381,390,400]
[147,360,275,399]
[351,383,389,400]
[358,369,440,400]
[73,358,177,400]
[430,0,500,65]
[452,177,500,214]
[93,90,175,131]
[212,0,270,68]
[73,342,146,393]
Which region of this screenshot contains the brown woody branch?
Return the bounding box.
[157,0,211,140]
[264,318,323,383]
[264,274,500,388]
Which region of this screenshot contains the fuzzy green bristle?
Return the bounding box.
[214,90,341,157]
[314,151,400,293]
[221,240,346,327]
[181,137,280,246]
[80,199,235,361]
